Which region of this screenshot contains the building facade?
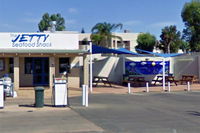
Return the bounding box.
[79,32,139,52]
[0,32,89,90]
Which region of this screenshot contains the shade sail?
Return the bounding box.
[92,45,123,54]
[136,49,183,58]
[117,48,144,56]
[91,45,144,56]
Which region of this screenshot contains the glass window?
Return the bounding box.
[9,58,14,73]
[59,58,70,74]
[25,58,32,74]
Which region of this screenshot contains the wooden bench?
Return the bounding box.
[152,76,163,85]
[180,75,199,84]
[166,76,179,86]
[93,76,112,87]
[123,76,148,86]
[152,75,179,86]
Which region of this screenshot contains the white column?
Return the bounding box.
[122,55,125,75]
[83,55,89,86]
[89,42,93,93]
[0,80,4,109]
[14,57,19,90]
[49,57,55,90]
[162,58,166,91]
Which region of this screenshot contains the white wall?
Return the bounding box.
[92,54,200,84]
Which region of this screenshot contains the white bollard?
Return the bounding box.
[85,85,88,107]
[168,82,171,92]
[146,82,149,92]
[187,81,191,91]
[128,83,131,94]
[0,80,4,109]
[82,85,86,106]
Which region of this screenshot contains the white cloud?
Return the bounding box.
[68,8,78,14]
[150,21,177,28]
[123,20,141,26]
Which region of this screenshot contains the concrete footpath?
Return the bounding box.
[0,97,103,133]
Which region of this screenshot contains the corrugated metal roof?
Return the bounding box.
[0,49,88,54]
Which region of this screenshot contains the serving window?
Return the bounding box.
[59,58,70,74]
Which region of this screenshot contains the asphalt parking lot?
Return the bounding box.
[1,91,200,133]
[70,91,200,133]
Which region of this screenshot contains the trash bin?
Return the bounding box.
[34,87,44,108]
[53,78,68,107]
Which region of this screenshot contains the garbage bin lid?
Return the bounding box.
[34,86,44,91]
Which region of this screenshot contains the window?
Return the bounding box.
[9,58,13,73]
[0,58,4,71]
[117,41,130,50]
[59,58,70,74]
[25,58,33,74]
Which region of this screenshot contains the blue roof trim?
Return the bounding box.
[136,49,183,58]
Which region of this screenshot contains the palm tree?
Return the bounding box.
[159,25,181,53]
[90,22,123,47]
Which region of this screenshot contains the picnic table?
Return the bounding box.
[123,76,148,86]
[93,76,112,87]
[152,75,179,86]
[180,75,199,84]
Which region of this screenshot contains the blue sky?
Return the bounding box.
[0,0,191,39]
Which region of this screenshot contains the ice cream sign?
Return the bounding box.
[11,33,52,48]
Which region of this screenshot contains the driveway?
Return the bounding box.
[70,92,200,133]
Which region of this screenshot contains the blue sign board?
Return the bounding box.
[125,61,170,75]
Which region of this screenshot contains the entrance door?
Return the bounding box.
[32,58,49,86]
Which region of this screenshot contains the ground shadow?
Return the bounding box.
[187,111,200,116]
[18,104,57,108]
[18,104,35,108]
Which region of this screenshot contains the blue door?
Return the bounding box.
[32,58,49,86]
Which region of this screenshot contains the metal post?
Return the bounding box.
[146,82,149,92]
[89,42,93,93]
[162,58,166,91]
[0,80,4,109]
[187,81,190,91]
[82,85,86,106]
[128,83,131,94]
[168,82,171,92]
[85,85,88,107]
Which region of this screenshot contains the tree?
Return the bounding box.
[38,13,65,32]
[180,40,190,53]
[181,0,200,51]
[135,33,156,53]
[90,22,123,47]
[158,25,182,53]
